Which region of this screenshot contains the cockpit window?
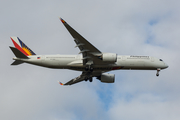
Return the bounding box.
[159,59,163,61]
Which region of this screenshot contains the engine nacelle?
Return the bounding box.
[102,53,117,62]
[98,73,115,83]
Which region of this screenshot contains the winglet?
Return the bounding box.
[57,81,64,85]
[59,17,66,24]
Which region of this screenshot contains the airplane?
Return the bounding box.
[9,18,168,86]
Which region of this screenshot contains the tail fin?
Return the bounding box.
[10,37,36,56]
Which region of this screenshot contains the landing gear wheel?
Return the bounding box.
[85,65,93,72]
[85,66,89,71]
[156,68,160,77]
[90,67,93,72]
[89,77,93,82]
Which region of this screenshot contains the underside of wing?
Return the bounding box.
[60,73,86,85]
[59,72,102,86]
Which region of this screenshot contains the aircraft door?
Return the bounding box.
[122,56,126,61]
[41,55,45,61]
[151,57,154,62]
[76,55,81,60]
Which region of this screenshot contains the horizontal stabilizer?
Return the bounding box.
[9,46,28,59]
[11,60,24,65]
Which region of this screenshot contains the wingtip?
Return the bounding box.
[59,17,66,23]
[57,81,64,85]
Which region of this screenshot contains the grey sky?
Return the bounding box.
[1,0,180,120]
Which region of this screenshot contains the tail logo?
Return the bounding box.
[11,37,36,56]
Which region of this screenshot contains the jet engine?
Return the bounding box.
[101,53,117,62]
[97,73,115,83]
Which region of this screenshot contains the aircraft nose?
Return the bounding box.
[164,63,169,69]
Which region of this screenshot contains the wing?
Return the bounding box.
[59,72,102,86]
[60,72,87,85]
[59,18,103,65]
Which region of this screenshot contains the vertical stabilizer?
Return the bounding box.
[10,37,36,56]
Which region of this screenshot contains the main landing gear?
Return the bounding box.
[156,68,161,76]
[85,65,93,72]
[85,64,93,82]
[85,77,93,82]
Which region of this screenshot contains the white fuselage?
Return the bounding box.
[13,54,168,72]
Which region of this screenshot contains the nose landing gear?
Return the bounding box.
[156,68,161,76]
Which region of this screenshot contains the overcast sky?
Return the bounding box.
[1,0,180,120]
